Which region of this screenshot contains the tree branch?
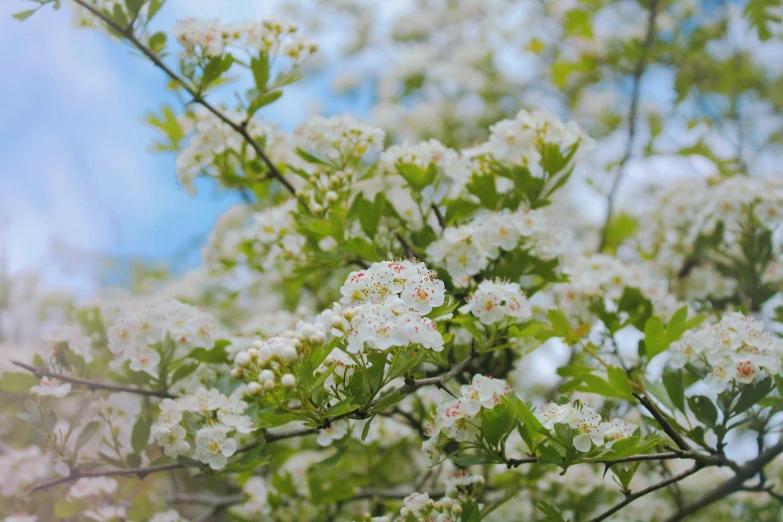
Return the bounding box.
[70,0,304,207]
[634,392,692,452]
[597,0,660,252]
[367,353,476,411]
[587,465,702,522]
[27,428,314,493]
[12,360,178,399]
[170,493,244,506]
[664,439,783,521]
[506,451,685,469]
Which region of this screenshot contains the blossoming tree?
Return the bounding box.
[4,0,783,521]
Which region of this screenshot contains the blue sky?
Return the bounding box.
[0,0,324,287]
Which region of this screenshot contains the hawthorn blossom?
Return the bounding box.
[194,425,237,469]
[30,377,71,398]
[462,280,532,324]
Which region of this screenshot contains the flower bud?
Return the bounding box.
[325,191,339,202]
[248,347,259,359]
[234,351,251,367]
[247,382,262,394]
[258,369,275,383]
[280,345,299,362]
[230,368,244,379]
[452,505,462,515]
[281,373,296,388]
[263,379,276,391]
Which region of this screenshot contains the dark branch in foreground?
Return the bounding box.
[587,465,702,522]
[12,360,178,399]
[663,439,783,521]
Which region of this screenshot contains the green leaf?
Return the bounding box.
[539,501,569,522]
[482,404,516,447]
[13,9,37,21]
[467,172,500,209]
[131,410,152,454]
[0,372,39,393]
[75,420,102,451]
[170,362,199,384]
[607,366,634,399]
[148,32,167,53]
[188,341,229,364]
[662,370,685,412]
[502,394,549,437]
[396,162,437,190]
[665,306,690,344]
[644,316,667,358]
[250,51,270,90]
[734,378,773,415]
[687,396,718,427]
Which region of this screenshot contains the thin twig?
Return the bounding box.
[506,452,689,469]
[27,428,313,493]
[12,360,178,399]
[71,0,304,208]
[367,353,476,411]
[634,393,692,452]
[587,465,702,522]
[597,0,660,252]
[664,439,783,521]
[170,493,244,506]
[431,203,446,230]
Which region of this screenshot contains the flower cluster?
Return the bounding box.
[533,402,636,452]
[461,280,532,325]
[480,108,594,172]
[665,313,783,393]
[339,261,446,352]
[553,254,681,322]
[231,476,271,518]
[81,392,143,460]
[426,208,568,283]
[398,491,464,522]
[638,176,783,293]
[30,376,71,398]
[175,110,295,195]
[173,17,317,59]
[107,299,222,377]
[151,387,253,469]
[422,375,511,463]
[294,115,385,165]
[0,446,50,496]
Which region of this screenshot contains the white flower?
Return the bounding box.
[568,406,603,452]
[316,420,349,447]
[194,425,237,470]
[153,424,190,458]
[30,377,71,398]
[403,492,430,514]
[66,477,118,499]
[463,280,532,325]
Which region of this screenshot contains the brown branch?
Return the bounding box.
[431,203,446,230]
[27,428,314,493]
[507,452,692,469]
[634,392,692,452]
[12,360,178,399]
[663,439,783,521]
[367,353,476,411]
[352,488,446,501]
[70,0,304,207]
[587,465,702,522]
[170,493,244,506]
[597,0,660,252]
